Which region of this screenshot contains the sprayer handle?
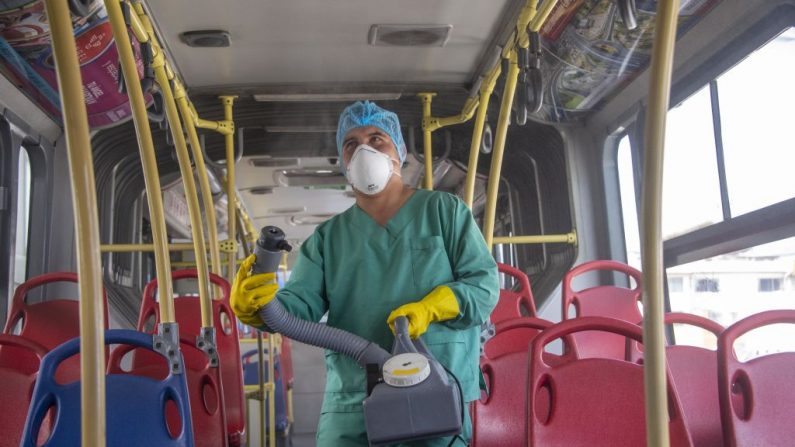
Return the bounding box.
[392,316,410,337]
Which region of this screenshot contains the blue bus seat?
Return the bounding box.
[20,329,194,447]
[114,335,229,447]
[241,348,288,432]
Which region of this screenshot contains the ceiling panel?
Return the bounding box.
[144,0,514,88]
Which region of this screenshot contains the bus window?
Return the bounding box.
[14,148,31,289]
[717,27,795,217]
[617,134,640,270]
[617,85,724,268]
[668,236,795,357]
[617,26,795,357]
[661,85,723,240]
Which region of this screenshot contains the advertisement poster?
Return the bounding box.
[0,0,152,129]
[534,0,722,122]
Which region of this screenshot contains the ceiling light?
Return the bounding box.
[253,93,402,102]
[369,25,453,47]
[249,158,299,167]
[290,214,335,226]
[179,30,231,48]
[266,206,307,215]
[264,126,337,133]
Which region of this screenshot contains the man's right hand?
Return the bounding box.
[230,254,279,327]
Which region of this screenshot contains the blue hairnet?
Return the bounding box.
[336,101,406,169]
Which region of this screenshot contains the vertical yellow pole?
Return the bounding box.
[176,90,222,281]
[104,0,175,323]
[221,96,238,282]
[256,331,267,447]
[482,50,520,249]
[641,1,680,446]
[268,333,276,447]
[417,93,436,190]
[153,64,213,329]
[44,1,105,444]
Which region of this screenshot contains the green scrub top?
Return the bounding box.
[272,189,498,444]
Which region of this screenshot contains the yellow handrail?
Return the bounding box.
[641,0,680,445]
[463,65,501,207]
[482,49,520,250]
[424,96,480,133]
[529,0,559,33]
[44,0,106,444]
[174,80,222,278]
[220,96,238,281]
[104,0,176,323]
[152,53,214,329]
[493,231,577,245]
[267,332,276,447]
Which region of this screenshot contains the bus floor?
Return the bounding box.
[247,340,325,447]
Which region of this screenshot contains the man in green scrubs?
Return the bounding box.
[232,101,498,446]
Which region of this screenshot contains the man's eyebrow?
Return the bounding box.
[368,130,388,138]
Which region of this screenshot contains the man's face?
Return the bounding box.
[341,126,400,168]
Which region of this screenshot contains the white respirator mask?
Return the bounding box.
[345,144,401,195]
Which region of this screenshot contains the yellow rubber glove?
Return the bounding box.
[230,254,279,327]
[387,285,460,339]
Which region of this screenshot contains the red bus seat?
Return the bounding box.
[666,313,724,447]
[562,260,642,359]
[280,337,294,389]
[137,269,245,446]
[718,310,795,447]
[490,263,536,324]
[482,317,552,361]
[528,317,693,447]
[0,335,48,447]
[3,272,109,383]
[473,317,570,447]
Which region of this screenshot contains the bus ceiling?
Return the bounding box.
[0,0,762,140]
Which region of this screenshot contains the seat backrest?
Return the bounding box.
[21,329,194,447]
[473,317,566,447]
[112,335,228,447]
[528,317,693,447]
[3,272,109,383]
[280,337,294,388]
[0,335,47,447]
[138,269,245,446]
[718,310,795,447]
[651,313,725,447]
[241,348,280,386]
[490,263,536,324]
[482,317,552,360]
[562,261,643,360]
[239,349,289,431]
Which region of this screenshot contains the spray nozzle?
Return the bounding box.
[252,225,291,274]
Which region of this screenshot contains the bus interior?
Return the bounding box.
[0,0,794,446]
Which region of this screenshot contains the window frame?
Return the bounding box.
[609,11,795,338]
